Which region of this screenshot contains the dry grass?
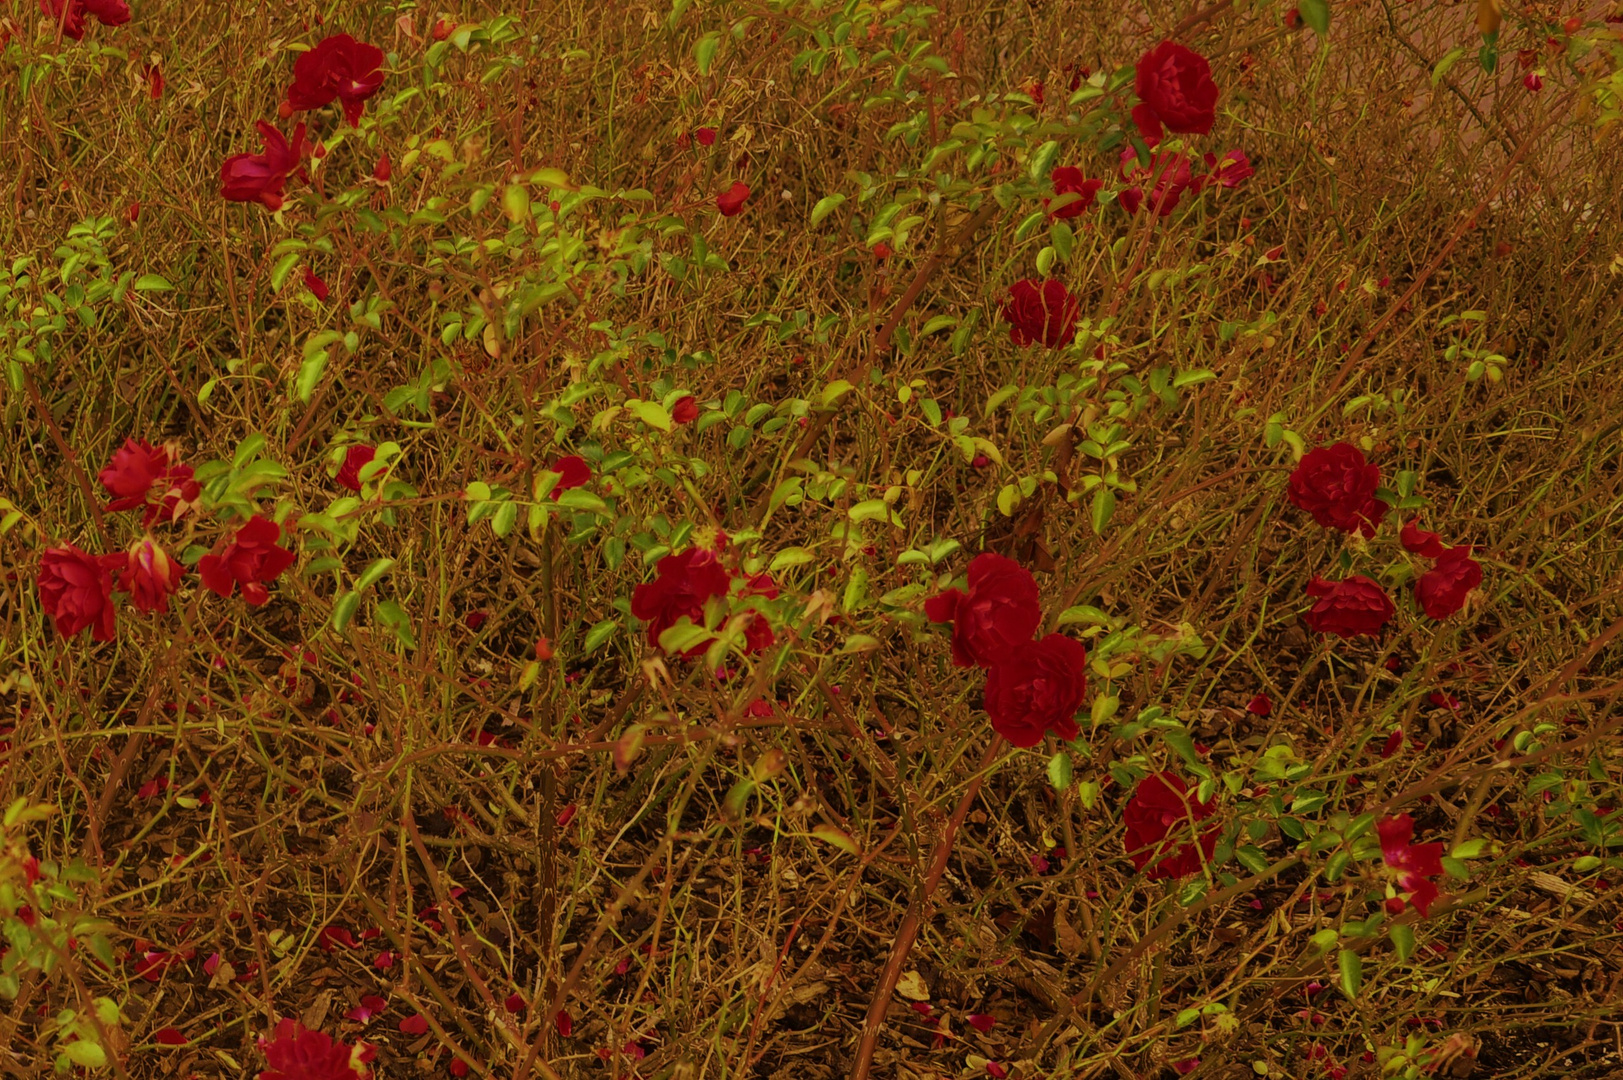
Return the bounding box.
[3,0,1623,1077]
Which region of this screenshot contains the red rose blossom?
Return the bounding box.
[1399,520,1446,557]
[983,633,1088,747]
[1286,443,1388,536]
[924,552,1042,669]
[695,126,717,146]
[373,152,391,183]
[37,545,120,642]
[1000,279,1079,348]
[548,455,591,490]
[335,445,376,492]
[221,121,308,211]
[199,516,297,607]
[1415,546,1482,619]
[1123,771,1219,880]
[285,34,386,127]
[1204,148,1253,188]
[1117,150,1195,218]
[671,395,699,425]
[1045,167,1102,220]
[1301,575,1395,639]
[116,536,183,615]
[98,438,199,526]
[40,0,129,41]
[258,1019,367,1080]
[1134,41,1219,138]
[716,181,751,217]
[1377,814,1443,917]
[631,547,733,651]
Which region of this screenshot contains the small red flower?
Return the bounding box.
[984,634,1088,747]
[286,34,386,127]
[534,635,553,661]
[98,438,200,526]
[555,1010,573,1037]
[1045,166,1103,219]
[221,121,309,211]
[1286,443,1387,536]
[304,267,330,301]
[1415,547,1482,619]
[1245,693,1272,716]
[115,536,184,615]
[1400,520,1446,557]
[38,545,120,642]
[1204,148,1253,188]
[258,1019,366,1080]
[632,547,732,652]
[923,552,1042,669]
[1000,278,1080,348]
[127,200,141,223]
[1302,575,1395,639]
[671,395,699,425]
[373,152,392,183]
[464,610,489,631]
[548,454,591,490]
[335,444,376,491]
[1524,72,1543,91]
[1123,771,1219,880]
[1117,149,1195,217]
[1377,814,1444,916]
[432,18,456,40]
[40,0,129,41]
[143,63,164,100]
[1134,40,1219,136]
[695,126,718,146]
[198,516,297,607]
[716,181,751,216]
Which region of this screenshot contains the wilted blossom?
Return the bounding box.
[285,34,386,127]
[199,516,296,607]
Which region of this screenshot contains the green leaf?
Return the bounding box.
[502,183,531,223]
[330,590,362,631]
[1236,845,1269,874]
[1046,752,1074,791]
[583,618,619,653]
[63,1041,106,1068]
[1299,0,1330,35]
[1027,139,1061,181]
[1090,487,1116,535]
[271,253,302,291]
[628,399,673,431]
[1337,949,1361,999]
[695,31,721,74]
[1389,922,1416,962]
[810,193,846,225]
[133,273,173,292]
[491,500,519,537]
[769,547,816,571]
[355,558,396,592]
[295,350,328,403]
[375,599,417,649]
[810,824,859,855]
[1431,46,1467,85]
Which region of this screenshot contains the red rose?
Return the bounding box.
[199,516,297,607]
[1377,814,1443,917]
[40,0,128,40]
[1045,167,1102,220]
[671,395,699,425]
[1118,148,1195,217]
[548,455,590,491]
[97,437,199,527]
[716,181,751,217]
[1286,442,1387,536]
[1399,520,1445,557]
[1000,279,1079,348]
[258,1019,366,1080]
[1123,771,1219,880]
[37,545,120,642]
[1134,41,1219,137]
[304,267,330,301]
[1204,149,1253,189]
[925,552,1042,668]
[630,548,732,650]
[221,121,308,210]
[695,127,718,146]
[1415,546,1482,619]
[286,34,386,127]
[983,634,1088,747]
[1301,575,1395,638]
[116,536,184,615]
[335,445,376,491]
